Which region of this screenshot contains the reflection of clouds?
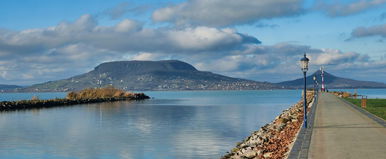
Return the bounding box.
[0,107,120,159]
[0,113,7,127]
[120,150,133,159]
[172,129,228,158]
[214,106,243,129]
[133,116,153,134]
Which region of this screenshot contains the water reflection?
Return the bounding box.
[0,90,306,159]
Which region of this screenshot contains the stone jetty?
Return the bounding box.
[0,88,149,111]
[222,91,315,159]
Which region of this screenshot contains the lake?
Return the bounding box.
[0,89,384,159]
[330,89,386,98]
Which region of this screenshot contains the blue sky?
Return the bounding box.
[0,0,386,85]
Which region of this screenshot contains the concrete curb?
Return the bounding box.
[287,92,319,159]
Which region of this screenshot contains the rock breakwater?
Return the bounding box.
[0,89,149,112]
[222,91,315,159]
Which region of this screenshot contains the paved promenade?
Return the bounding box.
[308,93,386,159]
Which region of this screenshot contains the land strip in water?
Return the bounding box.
[0,87,149,111]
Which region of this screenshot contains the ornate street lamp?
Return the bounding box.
[300,53,309,128]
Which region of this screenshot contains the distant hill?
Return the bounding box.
[277,70,386,89]
[0,84,23,92]
[23,60,279,92]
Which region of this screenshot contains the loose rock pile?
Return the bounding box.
[222,92,315,159]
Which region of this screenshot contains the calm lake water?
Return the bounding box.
[330,89,386,98]
[0,89,384,159]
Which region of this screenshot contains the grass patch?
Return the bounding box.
[344,98,386,120]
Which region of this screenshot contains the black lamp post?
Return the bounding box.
[313,75,317,95]
[300,53,309,128]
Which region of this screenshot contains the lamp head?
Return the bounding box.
[300,53,309,72]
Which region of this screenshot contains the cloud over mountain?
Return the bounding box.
[313,49,369,65]
[0,14,260,84]
[1,15,258,54]
[192,43,385,82]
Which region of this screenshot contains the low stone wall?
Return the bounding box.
[0,93,149,111]
[222,92,315,159]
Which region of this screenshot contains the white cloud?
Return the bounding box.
[152,0,304,27]
[102,2,152,20]
[313,49,369,65]
[191,43,385,82]
[0,9,385,85]
[351,23,386,38]
[166,27,246,50]
[316,0,386,17]
[131,52,163,61]
[0,14,260,84]
[196,54,273,72]
[103,2,130,19]
[0,15,258,54]
[56,14,97,32]
[115,19,141,32]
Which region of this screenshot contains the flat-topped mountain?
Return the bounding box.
[23,60,279,91]
[94,60,198,76]
[277,70,386,89]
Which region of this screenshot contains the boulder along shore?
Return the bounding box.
[0,93,149,111]
[222,91,315,159]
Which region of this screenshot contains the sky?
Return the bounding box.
[0,0,386,85]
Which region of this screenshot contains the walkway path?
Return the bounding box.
[308,93,386,159]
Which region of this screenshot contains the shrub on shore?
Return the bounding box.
[66,87,135,100]
[331,91,352,98]
[31,96,39,101]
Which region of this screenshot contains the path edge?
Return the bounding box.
[338,97,386,128]
[287,92,319,159]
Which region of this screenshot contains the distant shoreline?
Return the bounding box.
[2,87,386,93]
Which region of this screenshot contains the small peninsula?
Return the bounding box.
[0,87,149,111]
